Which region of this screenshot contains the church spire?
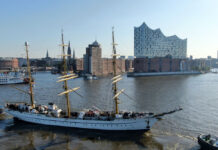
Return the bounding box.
[67,41,71,59]
[73,49,75,60]
[46,50,49,58]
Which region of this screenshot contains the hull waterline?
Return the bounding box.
[5,109,157,132]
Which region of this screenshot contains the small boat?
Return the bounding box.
[85,74,98,80]
[198,134,218,150]
[92,75,98,80]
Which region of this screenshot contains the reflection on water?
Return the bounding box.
[1,72,218,149]
[3,119,164,150]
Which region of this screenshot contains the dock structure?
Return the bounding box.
[127,71,202,77]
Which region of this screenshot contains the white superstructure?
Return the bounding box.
[0,72,27,85]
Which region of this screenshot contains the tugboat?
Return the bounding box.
[198,134,218,150]
[4,29,182,132]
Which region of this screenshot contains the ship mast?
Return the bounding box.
[57,32,79,118]
[111,28,125,115]
[61,31,71,118]
[112,27,119,114]
[25,42,35,108]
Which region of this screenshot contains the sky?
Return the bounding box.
[0,0,218,59]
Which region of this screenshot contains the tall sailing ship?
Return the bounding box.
[4,30,181,132]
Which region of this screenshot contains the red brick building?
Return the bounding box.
[134,57,183,73]
[83,41,102,76]
[125,59,134,72]
[102,58,125,75]
[83,41,126,76]
[75,58,83,71]
[0,58,19,70]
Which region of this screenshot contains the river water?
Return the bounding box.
[0,72,218,150]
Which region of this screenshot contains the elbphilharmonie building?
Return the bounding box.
[134,23,187,59]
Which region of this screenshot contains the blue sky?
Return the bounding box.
[0,0,218,58]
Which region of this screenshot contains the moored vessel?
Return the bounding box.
[84,74,98,80]
[0,71,29,85]
[198,134,218,150]
[5,30,181,132]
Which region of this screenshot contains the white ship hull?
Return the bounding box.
[0,72,27,85]
[5,109,157,131]
[0,78,26,85]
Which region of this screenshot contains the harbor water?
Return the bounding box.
[0,72,218,150]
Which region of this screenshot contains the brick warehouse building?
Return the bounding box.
[0,58,19,70]
[134,56,183,73]
[83,41,102,76]
[102,58,125,75]
[83,41,126,76]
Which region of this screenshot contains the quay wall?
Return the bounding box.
[127,71,202,77]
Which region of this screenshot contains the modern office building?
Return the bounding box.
[134,22,187,59]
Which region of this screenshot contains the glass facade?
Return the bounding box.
[134,23,187,59]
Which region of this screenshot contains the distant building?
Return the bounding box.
[46,50,49,59]
[30,59,47,68]
[217,50,218,59]
[83,41,102,76]
[0,58,19,70]
[82,41,127,76]
[67,41,71,60]
[67,41,72,70]
[42,50,52,67]
[119,56,125,59]
[17,58,27,67]
[134,57,183,73]
[72,49,77,72]
[207,56,212,60]
[134,22,187,59]
[125,59,134,72]
[75,58,83,71]
[127,56,134,60]
[102,58,125,75]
